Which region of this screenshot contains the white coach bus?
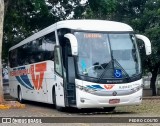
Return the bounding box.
[9,20,151,111]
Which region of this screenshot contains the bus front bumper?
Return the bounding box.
[76,89,142,109]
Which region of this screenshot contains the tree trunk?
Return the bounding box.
[150,64,159,96]
[0,0,4,103]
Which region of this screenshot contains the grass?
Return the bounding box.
[116,99,160,116]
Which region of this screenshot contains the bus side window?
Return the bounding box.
[10,49,18,68]
[26,38,44,63]
[43,32,56,61]
[54,47,63,76]
[24,43,31,65]
[9,51,12,68]
[17,46,22,66]
[17,45,27,66]
[36,38,44,62]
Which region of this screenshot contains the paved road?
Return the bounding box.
[0,98,160,126]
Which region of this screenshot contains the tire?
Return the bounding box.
[52,87,56,107]
[103,107,115,112]
[18,87,23,103]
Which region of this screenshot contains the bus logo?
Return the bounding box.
[104,84,115,90]
[112,91,117,96]
[10,62,47,90]
[31,62,47,90]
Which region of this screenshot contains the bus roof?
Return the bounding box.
[9,20,133,51]
[56,20,133,31]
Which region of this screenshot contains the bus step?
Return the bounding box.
[67,85,75,88]
[67,96,75,98]
[67,88,75,91]
[70,100,76,104]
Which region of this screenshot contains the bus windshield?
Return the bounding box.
[74,32,141,80]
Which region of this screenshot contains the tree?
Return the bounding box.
[124,0,160,95]
[3,0,87,63]
[0,0,89,104]
[142,0,160,95]
[85,0,160,96]
[0,0,4,103]
[110,0,160,96]
[47,0,87,19]
[3,0,55,62]
[85,0,117,19]
[3,0,159,97]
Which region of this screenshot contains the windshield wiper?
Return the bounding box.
[113,59,132,81]
[97,59,132,83]
[97,60,113,83]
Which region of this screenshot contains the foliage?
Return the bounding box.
[3,0,160,95]
[85,0,117,19]
[85,0,160,95]
[3,0,87,62]
[3,0,54,62]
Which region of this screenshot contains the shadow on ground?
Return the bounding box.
[20,100,135,115]
[4,94,135,115]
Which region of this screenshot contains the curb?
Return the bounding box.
[0,101,25,110]
[143,96,160,100]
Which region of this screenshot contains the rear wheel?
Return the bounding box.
[18,87,23,103]
[103,107,115,112]
[52,87,56,107]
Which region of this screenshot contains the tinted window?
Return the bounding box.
[9,32,56,68]
[29,39,45,63]
[9,49,18,68]
[43,32,56,61]
[54,47,63,76]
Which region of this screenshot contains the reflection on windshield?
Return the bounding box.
[75,32,111,78]
[74,32,141,79]
[109,34,141,77]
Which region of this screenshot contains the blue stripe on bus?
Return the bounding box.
[87,85,104,89]
[87,85,97,89]
[15,76,33,90]
[13,67,34,90]
[20,74,34,89]
[91,85,104,89]
[18,67,34,89]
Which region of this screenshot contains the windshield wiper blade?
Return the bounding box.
[97,60,112,83]
[97,59,132,83]
[113,59,132,81]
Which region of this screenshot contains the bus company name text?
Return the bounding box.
[10,66,34,77]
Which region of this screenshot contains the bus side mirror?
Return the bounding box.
[135,34,151,55]
[64,33,78,55]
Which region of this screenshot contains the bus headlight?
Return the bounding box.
[131,85,142,92]
[76,84,96,93]
[80,98,85,103]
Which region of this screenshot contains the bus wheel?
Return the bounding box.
[103,107,115,112]
[52,87,56,108]
[18,87,23,103]
[56,105,64,111]
[52,87,64,111]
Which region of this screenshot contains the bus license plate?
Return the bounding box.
[109,99,120,104]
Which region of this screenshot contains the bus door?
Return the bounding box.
[54,46,65,107]
[63,41,76,106]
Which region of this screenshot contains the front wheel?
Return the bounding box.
[103,107,115,112]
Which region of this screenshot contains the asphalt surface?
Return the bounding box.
[0,95,160,126]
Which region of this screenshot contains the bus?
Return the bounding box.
[9,20,151,111]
